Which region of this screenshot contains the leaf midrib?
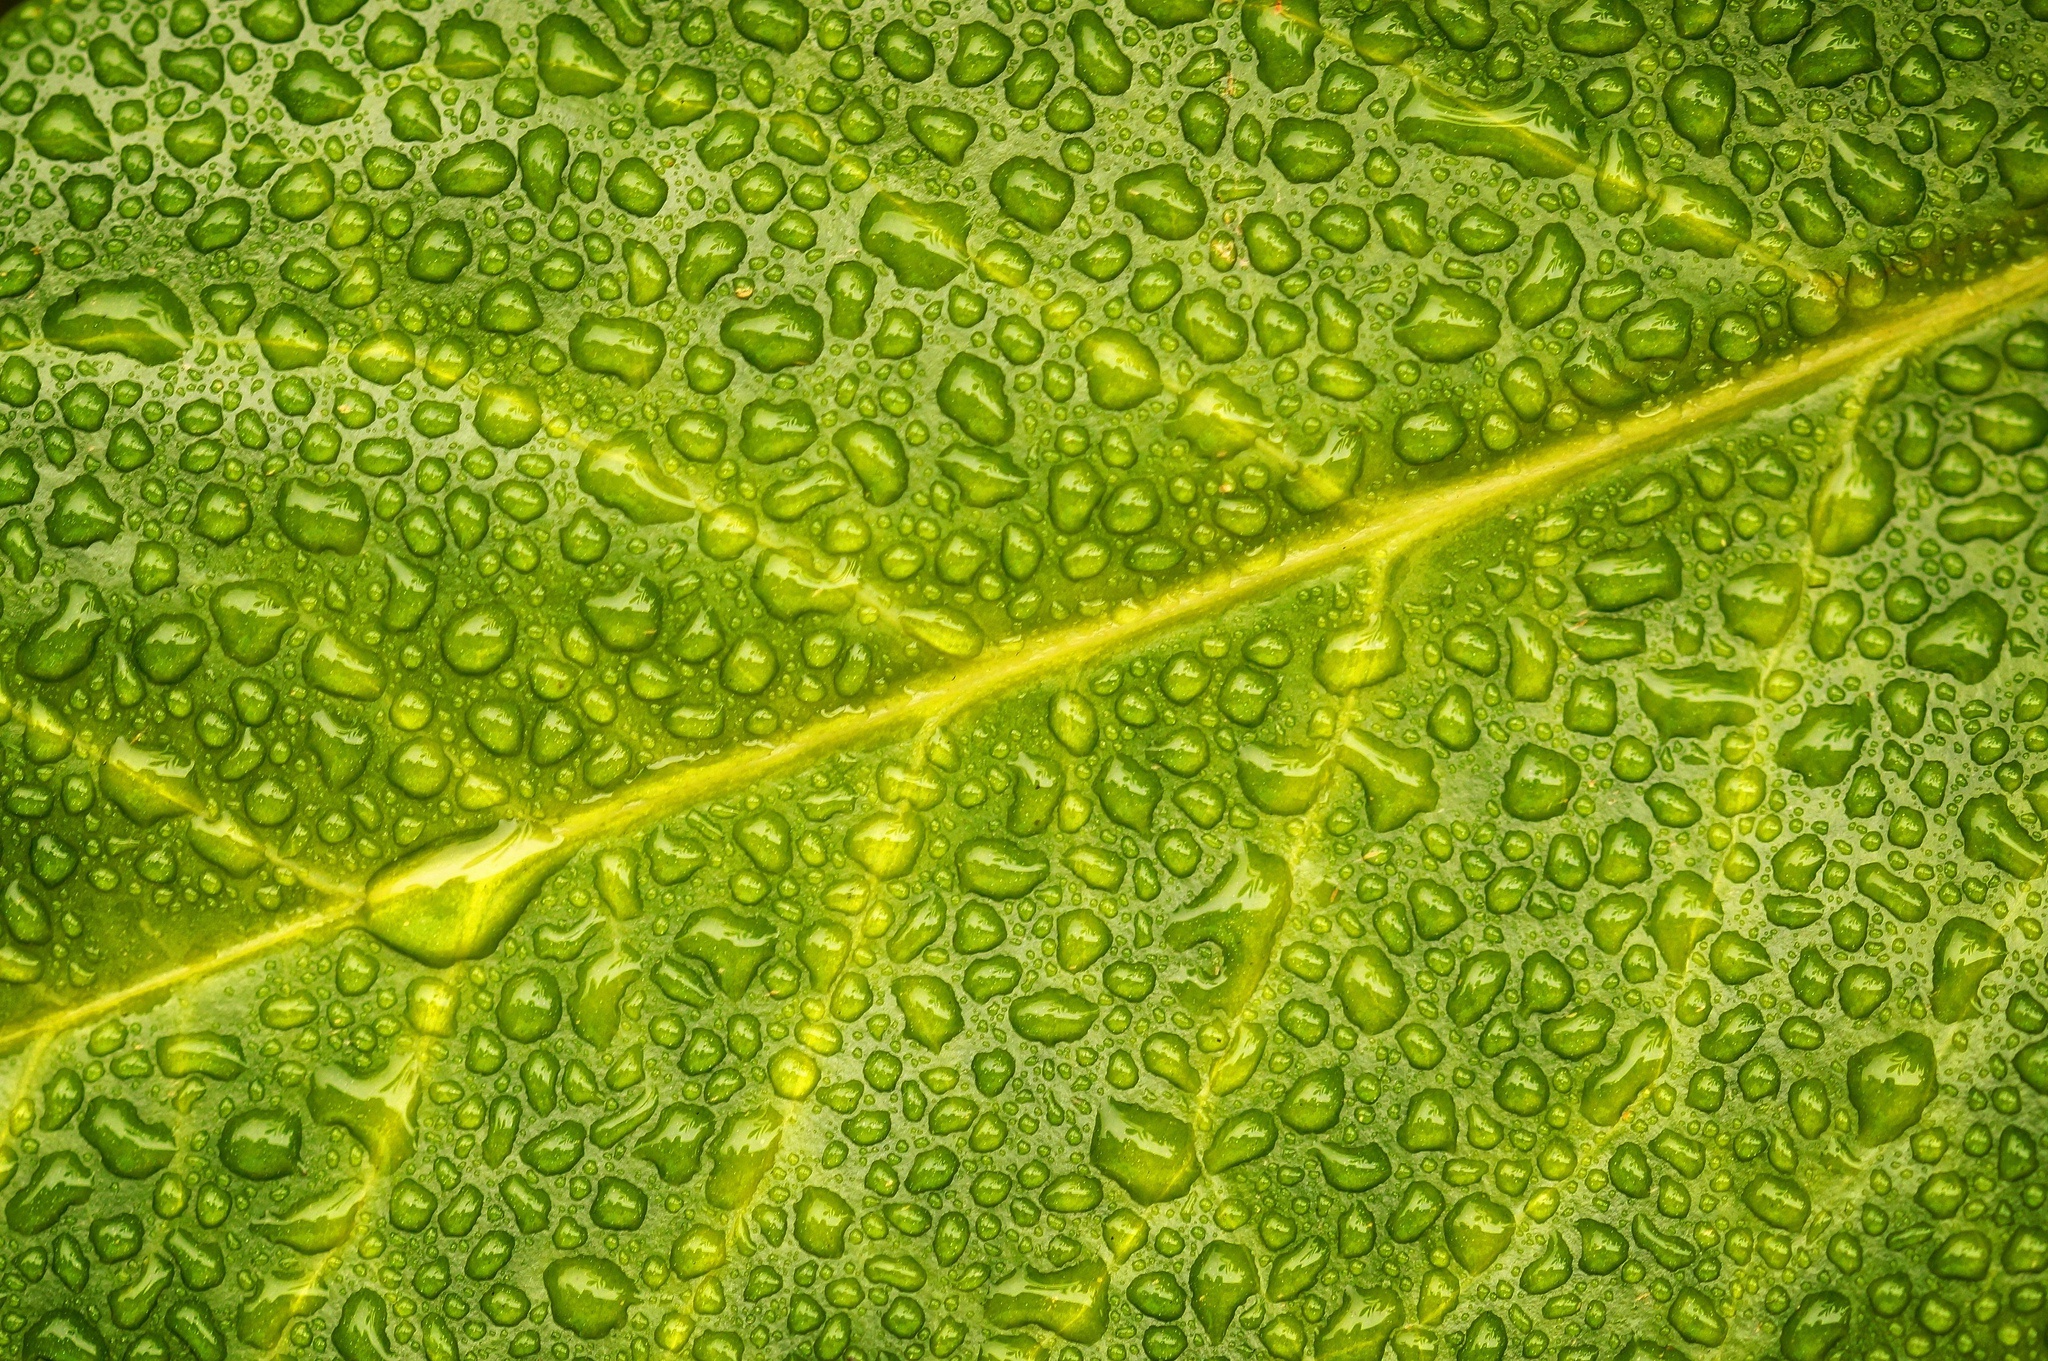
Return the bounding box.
[8,240,2048,1054]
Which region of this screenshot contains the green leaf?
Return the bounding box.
[4,1,2048,1359]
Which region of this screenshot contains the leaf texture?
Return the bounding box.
[1,0,2047,1358]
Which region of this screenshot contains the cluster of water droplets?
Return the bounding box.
[0,0,2045,1356]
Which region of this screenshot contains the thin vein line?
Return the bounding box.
[0,897,363,1053]
[542,243,2048,856]
[8,243,2047,1049]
